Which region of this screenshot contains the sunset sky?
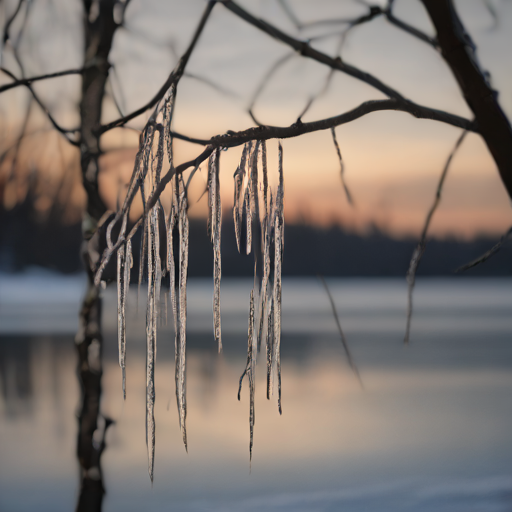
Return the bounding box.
[1,0,512,238]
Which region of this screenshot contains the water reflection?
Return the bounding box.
[1,278,512,511]
[0,336,33,417]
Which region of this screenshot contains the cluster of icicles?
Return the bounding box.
[96,89,285,481]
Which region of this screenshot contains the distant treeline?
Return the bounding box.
[1,197,510,277]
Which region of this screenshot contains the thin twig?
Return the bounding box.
[456,226,512,272]
[0,67,80,144]
[99,0,216,134]
[0,68,84,94]
[318,275,363,388]
[331,127,353,205]
[404,130,468,344]
[223,0,404,101]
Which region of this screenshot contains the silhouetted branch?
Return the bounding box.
[248,50,294,116]
[2,0,24,44]
[456,226,512,272]
[0,68,84,94]
[331,127,353,205]
[99,0,216,134]
[404,129,468,344]
[223,0,404,100]
[279,0,436,48]
[385,1,437,47]
[422,0,512,200]
[0,68,80,145]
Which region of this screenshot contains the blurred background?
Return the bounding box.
[1,1,512,511]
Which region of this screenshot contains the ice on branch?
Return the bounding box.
[105,121,286,474]
[208,148,222,352]
[176,176,189,449]
[117,239,132,400]
[238,140,285,457]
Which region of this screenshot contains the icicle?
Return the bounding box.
[256,141,270,351]
[261,140,268,234]
[233,143,250,253]
[243,186,252,255]
[154,124,165,185]
[163,85,176,167]
[176,179,189,449]
[117,243,127,398]
[273,142,284,415]
[168,178,178,337]
[124,239,132,394]
[145,207,157,483]
[249,141,260,228]
[242,289,256,461]
[207,150,217,242]
[266,296,274,400]
[117,238,132,400]
[137,128,154,294]
[154,207,162,333]
[208,148,222,352]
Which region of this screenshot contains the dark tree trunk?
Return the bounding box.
[76,1,120,510]
[423,0,512,199]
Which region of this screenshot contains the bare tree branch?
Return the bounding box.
[0,67,81,144]
[222,0,405,100]
[99,0,216,134]
[456,226,512,273]
[280,0,436,48]
[2,0,24,44]
[385,2,437,47]
[331,126,353,205]
[404,129,468,344]
[216,99,477,148]
[176,98,477,150]
[422,0,512,200]
[248,50,295,117]
[0,68,84,94]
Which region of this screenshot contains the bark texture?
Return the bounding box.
[76,1,120,510]
[423,0,512,199]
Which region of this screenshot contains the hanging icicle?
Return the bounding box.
[238,140,285,460]
[117,239,132,400]
[273,141,284,415]
[163,85,176,168]
[144,121,165,483]
[233,143,250,253]
[145,205,158,483]
[208,148,222,352]
[176,176,189,449]
[168,179,178,335]
[256,140,270,352]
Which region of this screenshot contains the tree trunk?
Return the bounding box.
[76,1,119,510]
[423,0,512,199]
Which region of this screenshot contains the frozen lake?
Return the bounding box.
[1,271,512,511]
